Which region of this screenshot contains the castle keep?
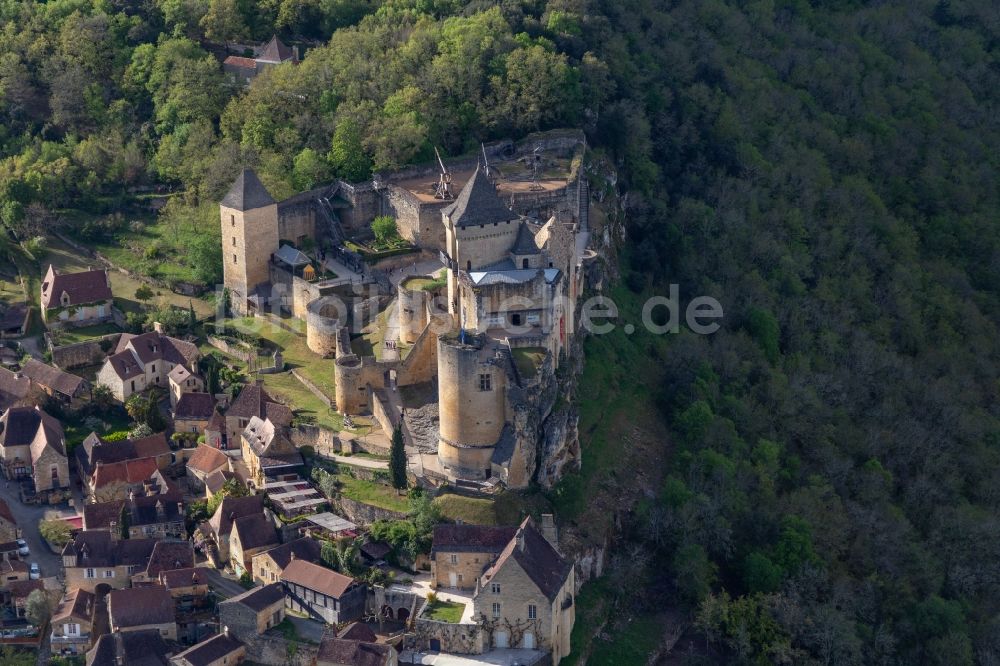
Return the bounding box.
[220,130,592,488]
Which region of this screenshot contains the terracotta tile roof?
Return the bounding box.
[108,585,174,629]
[442,165,517,228]
[221,582,284,612]
[187,444,229,475]
[7,579,43,599]
[0,498,16,526]
[92,456,158,488]
[41,265,111,309]
[316,638,393,666]
[144,540,194,578]
[226,381,289,425]
[232,513,278,551]
[171,632,244,666]
[431,524,517,554]
[78,432,169,478]
[224,55,257,69]
[168,364,192,383]
[21,358,85,397]
[86,628,171,666]
[0,367,30,401]
[208,494,264,540]
[280,559,356,599]
[204,469,234,494]
[132,433,171,459]
[221,169,275,212]
[52,587,95,624]
[158,566,204,590]
[174,392,217,420]
[256,537,321,570]
[479,517,572,601]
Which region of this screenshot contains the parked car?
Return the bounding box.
[29,563,39,580]
[15,539,28,556]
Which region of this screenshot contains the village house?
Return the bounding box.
[107,584,177,640]
[186,444,230,494]
[430,524,518,591]
[61,530,157,592]
[471,517,574,658]
[204,410,226,449]
[240,415,302,488]
[40,265,113,327]
[86,628,173,666]
[198,494,265,566]
[77,431,173,479]
[169,629,245,666]
[83,491,185,540]
[0,498,18,541]
[223,381,291,448]
[20,358,89,407]
[0,303,29,339]
[228,512,279,576]
[222,35,298,86]
[96,329,200,402]
[217,583,285,642]
[280,558,365,625]
[316,634,397,666]
[50,587,100,656]
[173,392,218,436]
[159,567,211,617]
[0,558,29,587]
[88,456,171,502]
[169,365,205,408]
[0,405,70,497]
[250,537,321,585]
[131,540,195,585]
[6,578,44,619]
[0,367,33,411]
[204,469,239,499]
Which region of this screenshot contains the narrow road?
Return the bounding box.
[0,481,66,580]
[195,563,245,599]
[329,455,388,471]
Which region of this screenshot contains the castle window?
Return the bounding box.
[232,237,236,246]
[233,254,238,264]
[231,215,235,227]
[522,258,529,269]
[491,583,501,594]
[479,374,492,391]
[492,603,501,619]
[528,604,537,619]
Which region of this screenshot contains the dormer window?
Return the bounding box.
[60,292,69,306]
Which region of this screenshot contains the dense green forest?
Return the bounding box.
[2,0,1000,663]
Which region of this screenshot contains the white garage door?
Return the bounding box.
[494,630,509,648]
[523,632,535,649]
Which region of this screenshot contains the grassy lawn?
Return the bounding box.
[401,274,447,292]
[50,323,121,346]
[225,317,337,399]
[336,474,408,513]
[350,305,397,361]
[433,493,498,525]
[62,407,132,454]
[423,600,465,623]
[257,370,344,432]
[42,236,216,318]
[511,347,546,377]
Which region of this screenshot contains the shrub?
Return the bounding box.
[39,519,73,547]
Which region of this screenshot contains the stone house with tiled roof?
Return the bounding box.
[40,265,113,327]
[186,444,230,494]
[0,405,70,495]
[83,492,185,541]
[223,35,298,86]
[107,584,177,640]
[96,330,200,402]
[21,358,88,407]
[50,587,100,656]
[223,380,291,448]
[86,628,172,666]
[280,558,365,625]
[198,494,266,565]
[77,432,173,479]
[62,531,157,593]
[0,558,30,587]
[169,630,245,666]
[0,498,18,542]
[173,392,217,435]
[218,583,286,640]
[240,415,301,488]
[88,456,162,502]
[0,367,33,412]
[168,364,204,408]
[430,524,517,590]
[228,513,279,576]
[250,537,321,585]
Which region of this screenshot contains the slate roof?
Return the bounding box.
[0,368,30,402]
[62,531,157,569]
[442,166,517,228]
[479,517,572,601]
[0,303,28,332]
[115,331,199,367]
[431,524,517,554]
[467,268,561,286]
[86,628,172,666]
[359,541,391,561]
[338,621,377,643]
[171,632,244,666]
[227,381,291,425]
[275,244,311,267]
[208,494,265,540]
[82,493,184,533]
[232,513,278,551]
[187,444,229,476]
[511,222,540,255]
[222,582,284,612]
[52,587,95,624]
[316,638,393,666]
[221,168,275,211]
[105,349,143,380]
[0,405,64,450]
[174,392,217,420]
[41,266,112,309]
[256,537,321,570]
[159,566,204,590]
[144,540,194,578]
[108,585,174,628]
[257,35,296,63]
[281,559,356,599]
[21,358,86,397]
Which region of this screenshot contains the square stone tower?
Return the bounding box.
[220,169,279,316]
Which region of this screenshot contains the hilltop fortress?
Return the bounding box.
[220,130,594,489]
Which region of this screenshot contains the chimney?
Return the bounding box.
[289,551,296,561]
[223,625,229,638]
[516,528,525,552]
[540,513,559,551]
[153,321,164,334]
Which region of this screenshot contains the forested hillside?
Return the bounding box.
[2,0,1000,663]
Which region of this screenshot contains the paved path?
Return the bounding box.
[288,614,325,644]
[400,648,546,665]
[0,481,67,580]
[329,454,388,471]
[195,563,245,599]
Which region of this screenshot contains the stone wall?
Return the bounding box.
[330,496,405,526]
[411,616,484,655]
[50,334,120,370]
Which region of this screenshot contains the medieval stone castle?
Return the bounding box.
[220,130,592,489]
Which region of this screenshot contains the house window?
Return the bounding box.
[491,583,500,594]
[104,570,114,578]
[449,554,458,565]
[130,380,135,392]
[458,574,463,583]
[479,374,491,391]
[492,602,501,619]
[152,364,156,373]
[65,623,80,636]
[528,604,537,620]
[85,569,95,579]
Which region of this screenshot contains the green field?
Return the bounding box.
[50,323,121,346]
[335,474,408,513]
[432,493,498,525]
